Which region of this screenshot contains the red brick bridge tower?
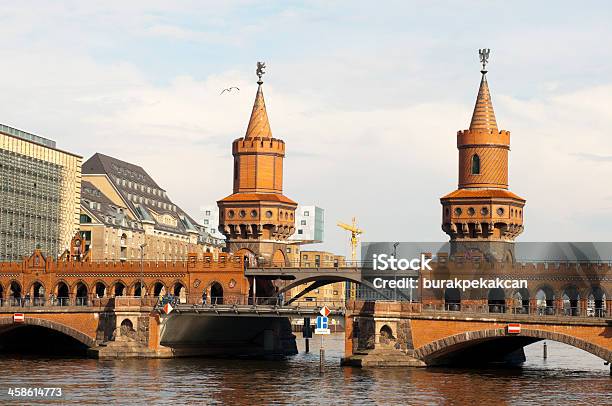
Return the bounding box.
[441,50,525,262]
[218,62,297,267]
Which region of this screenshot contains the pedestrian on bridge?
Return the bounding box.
[202,290,208,305]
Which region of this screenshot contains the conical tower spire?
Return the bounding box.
[469,74,498,132]
[469,49,498,132]
[245,62,272,138]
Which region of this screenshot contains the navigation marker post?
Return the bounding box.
[303,317,312,353]
[315,306,331,373]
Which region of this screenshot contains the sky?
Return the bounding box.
[1,1,612,257]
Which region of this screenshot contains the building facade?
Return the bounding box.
[79,153,221,261]
[0,124,81,261]
[200,204,225,242]
[289,205,324,244]
[286,250,346,305]
[217,66,297,266]
[440,63,525,262]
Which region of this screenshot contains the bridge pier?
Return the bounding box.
[342,300,612,368]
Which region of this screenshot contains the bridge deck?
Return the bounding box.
[167,303,345,317]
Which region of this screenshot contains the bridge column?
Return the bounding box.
[579,298,587,317]
[344,315,354,357]
[529,298,537,315]
[554,298,563,316]
[505,298,513,314]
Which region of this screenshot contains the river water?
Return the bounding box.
[0,334,609,405]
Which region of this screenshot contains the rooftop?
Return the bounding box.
[0,123,56,149]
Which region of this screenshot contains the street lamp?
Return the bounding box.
[139,243,147,298]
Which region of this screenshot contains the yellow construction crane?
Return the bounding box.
[337,217,363,264]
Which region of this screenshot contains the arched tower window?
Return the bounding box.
[471,154,480,175]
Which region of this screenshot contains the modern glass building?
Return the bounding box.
[289,205,324,243]
[0,124,81,261]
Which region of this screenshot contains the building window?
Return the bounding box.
[298,229,303,234]
[205,210,211,216]
[203,219,209,225]
[471,154,480,175]
[304,211,310,216]
[300,220,306,225]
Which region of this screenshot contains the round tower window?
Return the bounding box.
[265,210,273,218]
[467,207,475,216]
[250,210,257,218]
[481,207,489,215]
[284,212,288,220]
[497,208,505,216]
[454,208,462,216]
[239,210,246,218]
[228,210,235,219]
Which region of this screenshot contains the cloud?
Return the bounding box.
[570,153,612,162]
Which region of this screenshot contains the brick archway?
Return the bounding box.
[0,317,96,347]
[414,327,612,364]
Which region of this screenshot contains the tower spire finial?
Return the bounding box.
[245,61,272,138]
[256,61,266,85]
[470,49,498,132]
[479,48,491,74]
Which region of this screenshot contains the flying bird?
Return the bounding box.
[220,87,240,95]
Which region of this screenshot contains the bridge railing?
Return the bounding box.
[421,303,608,318]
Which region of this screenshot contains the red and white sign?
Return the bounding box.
[13,313,25,323]
[507,323,521,334]
[163,303,174,314]
[319,306,331,317]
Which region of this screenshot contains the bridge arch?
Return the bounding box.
[151,281,166,297]
[511,287,530,314]
[74,281,89,305]
[130,280,147,297]
[0,317,96,348]
[172,280,187,303]
[444,288,461,311]
[93,280,107,298]
[487,288,506,313]
[54,280,70,296]
[587,286,607,317]
[209,281,224,304]
[28,280,46,299]
[534,284,555,314]
[111,280,127,297]
[414,327,612,365]
[8,280,22,298]
[561,284,580,316]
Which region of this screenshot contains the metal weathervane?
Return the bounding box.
[479,48,491,73]
[256,61,266,84]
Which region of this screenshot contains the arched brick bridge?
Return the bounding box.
[344,301,612,367]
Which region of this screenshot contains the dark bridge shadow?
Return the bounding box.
[0,325,89,356]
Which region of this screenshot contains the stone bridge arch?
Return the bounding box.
[0,317,96,348]
[414,327,612,365]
